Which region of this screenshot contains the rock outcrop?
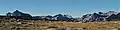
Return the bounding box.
[6,10,32,19]
[5,10,120,22]
[82,11,120,22]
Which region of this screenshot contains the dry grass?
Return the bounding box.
[0,20,120,30]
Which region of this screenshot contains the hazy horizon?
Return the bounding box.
[0,0,119,17]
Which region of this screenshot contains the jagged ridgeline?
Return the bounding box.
[6,10,32,20]
[4,10,75,21]
[1,10,120,22]
[82,11,120,22]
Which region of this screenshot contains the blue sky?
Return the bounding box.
[0,0,119,17]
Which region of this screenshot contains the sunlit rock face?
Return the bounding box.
[6,10,32,19]
[6,12,12,16]
[52,14,74,21]
[12,10,23,16]
[81,14,92,20]
[106,14,117,21]
[12,10,32,17]
[5,10,120,21]
[32,14,75,21]
[88,13,102,21]
[81,11,120,21]
[44,15,53,20]
[116,13,120,19]
[106,13,120,21]
[105,11,118,16]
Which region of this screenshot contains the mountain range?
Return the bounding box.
[3,10,120,22]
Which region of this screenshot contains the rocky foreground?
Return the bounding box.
[0,20,120,30]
